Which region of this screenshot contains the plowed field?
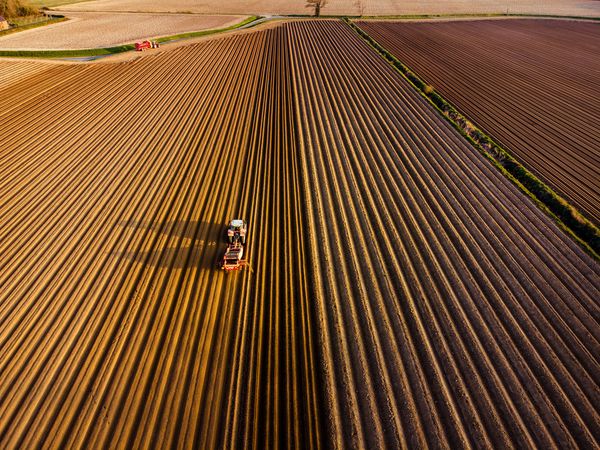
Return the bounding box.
[1,20,599,449]
[357,19,600,224]
[0,61,56,88]
[289,20,599,449]
[0,28,320,448]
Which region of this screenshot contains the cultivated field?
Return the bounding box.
[1,19,599,449]
[289,20,599,448]
[55,0,600,17]
[0,12,245,49]
[0,60,56,87]
[0,28,321,448]
[357,19,600,224]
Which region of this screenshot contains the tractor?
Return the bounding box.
[135,40,159,51]
[220,219,248,271]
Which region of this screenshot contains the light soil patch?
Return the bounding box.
[54,0,600,16]
[0,11,246,49]
[355,0,600,16]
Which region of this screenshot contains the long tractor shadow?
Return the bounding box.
[113,219,229,270]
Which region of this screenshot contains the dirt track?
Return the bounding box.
[1,20,599,449]
[357,19,600,224]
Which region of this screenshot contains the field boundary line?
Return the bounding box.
[354,13,600,21]
[0,15,260,58]
[344,18,600,260]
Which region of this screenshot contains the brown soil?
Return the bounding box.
[289,20,599,448]
[357,19,600,224]
[0,28,321,448]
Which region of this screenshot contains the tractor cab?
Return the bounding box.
[227,219,247,244]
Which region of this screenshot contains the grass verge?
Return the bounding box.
[0,15,260,58]
[345,18,600,260]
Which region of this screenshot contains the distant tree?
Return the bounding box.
[306,0,327,17]
[0,0,38,18]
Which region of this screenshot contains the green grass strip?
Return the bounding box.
[345,18,600,260]
[0,44,135,58]
[0,15,260,58]
[154,15,259,43]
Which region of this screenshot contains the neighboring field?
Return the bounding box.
[357,19,600,224]
[1,19,599,449]
[54,0,600,17]
[0,12,245,49]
